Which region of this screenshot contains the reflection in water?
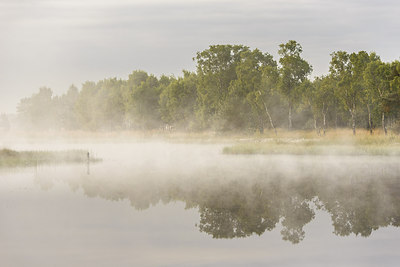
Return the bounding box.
[34,155,400,244]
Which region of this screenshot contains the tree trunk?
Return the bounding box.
[322,103,327,136]
[261,100,277,136]
[334,106,338,129]
[313,116,317,131]
[259,97,277,136]
[350,109,356,135]
[367,104,372,135]
[288,104,292,130]
[313,115,320,136]
[259,115,264,134]
[335,113,338,129]
[382,112,387,135]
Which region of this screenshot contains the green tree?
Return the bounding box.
[246,65,280,135]
[329,51,371,135]
[300,79,320,134]
[57,85,79,130]
[312,76,336,135]
[159,71,197,129]
[94,78,126,130]
[391,61,400,95]
[278,40,312,130]
[364,59,393,135]
[226,49,277,132]
[125,71,162,129]
[195,45,250,128]
[358,53,380,134]
[75,81,99,130]
[388,61,400,129]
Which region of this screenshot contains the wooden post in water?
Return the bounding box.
[35,157,38,177]
[87,151,90,175]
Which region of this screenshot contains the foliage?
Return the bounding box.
[15,41,400,135]
[0,148,101,167]
[159,71,197,129]
[194,44,250,128]
[278,40,312,129]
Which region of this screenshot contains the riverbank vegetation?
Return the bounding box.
[0,149,100,167]
[223,129,400,155]
[10,41,400,136]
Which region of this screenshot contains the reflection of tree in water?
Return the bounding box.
[192,179,315,243]
[35,166,400,244]
[319,176,400,237]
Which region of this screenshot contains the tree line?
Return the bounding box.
[17,40,400,134]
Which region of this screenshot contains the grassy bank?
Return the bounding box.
[1,128,399,144]
[1,128,400,156]
[0,149,101,167]
[223,129,400,156]
[223,143,400,156]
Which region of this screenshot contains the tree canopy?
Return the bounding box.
[16,41,400,135]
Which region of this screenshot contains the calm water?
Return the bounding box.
[1,142,400,266]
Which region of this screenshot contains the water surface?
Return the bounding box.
[1,142,400,266]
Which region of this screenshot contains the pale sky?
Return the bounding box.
[1,0,399,113]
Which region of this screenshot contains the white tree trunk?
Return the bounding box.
[382,112,387,135]
[350,109,356,135]
[260,98,277,136]
[367,104,372,135]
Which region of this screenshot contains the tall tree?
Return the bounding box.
[248,65,280,135]
[301,79,320,134]
[329,51,371,135]
[227,49,277,132]
[278,40,312,130]
[75,81,99,130]
[57,85,79,130]
[364,59,392,135]
[356,52,378,135]
[313,76,336,135]
[391,61,400,95]
[94,78,126,130]
[125,71,162,129]
[194,45,249,128]
[159,71,198,129]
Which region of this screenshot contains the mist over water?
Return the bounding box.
[1,142,400,266]
[2,0,400,265]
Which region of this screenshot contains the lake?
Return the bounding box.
[1,142,400,266]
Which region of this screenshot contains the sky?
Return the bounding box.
[1,0,399,113]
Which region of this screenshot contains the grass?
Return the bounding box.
[0,148,101,167]
[1,128,400,156]
[223,143,400,156]
[2,127,399,144]
[223,129,400,156]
